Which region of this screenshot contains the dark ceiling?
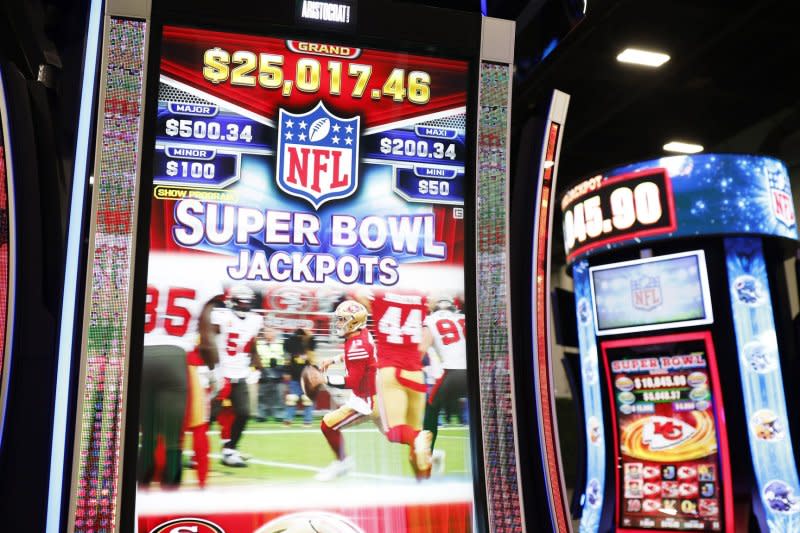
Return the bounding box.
[514,0,800,187]
[508,0,800,266]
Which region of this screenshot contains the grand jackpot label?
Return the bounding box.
[602,334,732,532]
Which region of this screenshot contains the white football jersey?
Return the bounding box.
[424,309,467,370]
[213,307,263,379]
[143,253,224,351]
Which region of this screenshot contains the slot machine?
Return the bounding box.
[43,1,536,532]
[0,64,13,450]
[560,154,800,532]
[0,56,67,531]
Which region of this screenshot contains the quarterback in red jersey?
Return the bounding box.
[359,289,433,478]
[315,300,380,481]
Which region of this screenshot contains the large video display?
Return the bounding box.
[136,25,474,532]
[602,333,732,532]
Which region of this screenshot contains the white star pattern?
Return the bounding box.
[332,123,341,133]
[332,135,340,144]
[285,132,293,141]
[299,120,307,129]
[285,119,294,128]
[345,125,353,134]
[298,133,307,142]
[345,137,353,145]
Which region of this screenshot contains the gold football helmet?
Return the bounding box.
[334,300,367,336]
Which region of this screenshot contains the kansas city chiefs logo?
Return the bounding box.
[642,416,697,451]
[276,101,360,209]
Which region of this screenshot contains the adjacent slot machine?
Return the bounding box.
[45,2,530,532]
[563,154,800,532]
[0,65,13,443]
[0,58,67,532]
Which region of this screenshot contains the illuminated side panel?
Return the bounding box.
[530,90,571,532]
[475,60,523,533]
[724,237,800,531]
[572,260,605,533]
[0,69,15,444]
[70,18,147,533]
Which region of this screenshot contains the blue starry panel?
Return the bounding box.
[725,237,800,532]
[573,260,607,533]
[568,154,797,263]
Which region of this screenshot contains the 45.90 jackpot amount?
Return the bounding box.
[561,169,676,260]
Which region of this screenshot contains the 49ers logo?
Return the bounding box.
[276,101,360,209]
[149,518,225,533]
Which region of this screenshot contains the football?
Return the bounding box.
[308,117,331,142]
[300,365,325,400]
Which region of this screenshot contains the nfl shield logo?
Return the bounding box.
[767,165,796,227]
[630,275,662,311]
[276,101,360,209]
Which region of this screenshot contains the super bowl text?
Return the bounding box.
[172,199,446,284]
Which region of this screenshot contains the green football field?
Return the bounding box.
[183,420,473,486]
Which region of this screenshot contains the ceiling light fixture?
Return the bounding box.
[617,48,670,67]
[663,141,704,154]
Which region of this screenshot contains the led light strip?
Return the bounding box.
[725,237,800,531]
[475,59,524,533]
[64,16,148,533]
[530,91,571,533]
[0,65,18,450]
[46,0,104,530]
[572,260,605,533]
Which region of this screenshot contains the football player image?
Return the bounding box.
[358,290,433,479]
[419,295,467,474]
[283,328,316,426]
[257,327,287,421]
[315,300,381,481]
[137,344,187,488]
[140,273,225,488]
[210,285,263,467]
[184,294,227,486]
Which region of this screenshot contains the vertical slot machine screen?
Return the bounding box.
[590,251,713,336]
[135,23,475,532]
[601,333,732,532]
